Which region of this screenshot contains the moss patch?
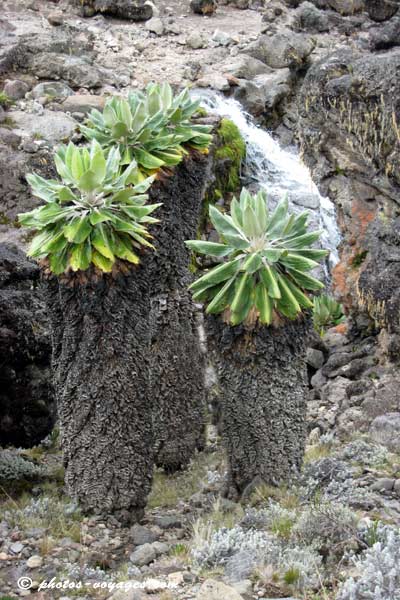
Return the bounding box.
[214,118,246,194]
[351,250,368,268]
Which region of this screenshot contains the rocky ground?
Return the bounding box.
[2,0,400,598]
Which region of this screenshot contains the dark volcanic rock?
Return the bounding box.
[0,244,54,448]
[190,0,217,15]
[365,0,400,21]
[295,2,330,32]
[298,49,400,332]
[90,0,153,20]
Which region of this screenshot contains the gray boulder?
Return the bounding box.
[234,69,292,116]
[130,524,159,546]
[9,110,77,144]
[3,80,30,101]
[296,2,330,32]
[371,15,400,49]
[61,94,106,115]
[245,31,315,69]
[365,0,399,21]
[129,543,157,566]
[29,54,103,89]
[306,348,325,369]
[32,81,74,101]
[328,0,364,14]
[221,54,272,79]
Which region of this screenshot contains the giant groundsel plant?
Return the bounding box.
[18,140,160,274]
[80,83,213,175]
[186,188,328,325]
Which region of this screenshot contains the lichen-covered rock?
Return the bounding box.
[298,49,400,332]
[0,244,54,448]
[245,30,315,69]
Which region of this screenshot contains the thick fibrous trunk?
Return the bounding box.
[205,315,311,499]
[151,290,206,471]
[148,153,212,471]
[46,266,153,525]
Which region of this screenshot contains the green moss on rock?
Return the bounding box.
[214,118,246,194]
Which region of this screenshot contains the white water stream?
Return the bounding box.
[195,92,341,273]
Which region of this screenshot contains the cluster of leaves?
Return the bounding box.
[18,84,213,275]
[18,140,160,274]
[313,294,345,334]
[81,83,212,176]
[186,188,328,326]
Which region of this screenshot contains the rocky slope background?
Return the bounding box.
[1,0,400,598]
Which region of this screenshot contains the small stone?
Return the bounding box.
[151,541,169,555]
[186,32,206,49]
[3,79,30,101]
[154,515,182,529]
[394,480,400,495]
[32,82,73,101]
[232,580,253,596]
[371,478,395,492]
[212,29,233,46]
[0,552,10,560]
[129,543,157,566]
[10,542,24,554]
[130,524,159,546]
[196,579,244,600]
[145,17,164,35]
[168,571,184,587]
[27,555,43,568]
[61,94,106,115]
[306,348,325,370]
[310,369,327,390]
[47,11,64,26]
[190,492,205,507]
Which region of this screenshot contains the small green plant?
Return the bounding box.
[0,91,13,109]
[313,294,345,334]
[18,140,160,274]
[169,543,188,557]
[351,250,368,268]
[283,566,301,585]
[271,515,295,539]
[81,83,212,176]
[186,188,327,325]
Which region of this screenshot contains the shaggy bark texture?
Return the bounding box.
[205,315,311,499]
[151,290,206,472]
[46,264,153,525]
[149,152,212,471]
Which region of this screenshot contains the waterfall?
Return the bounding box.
[195,92,341,271]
